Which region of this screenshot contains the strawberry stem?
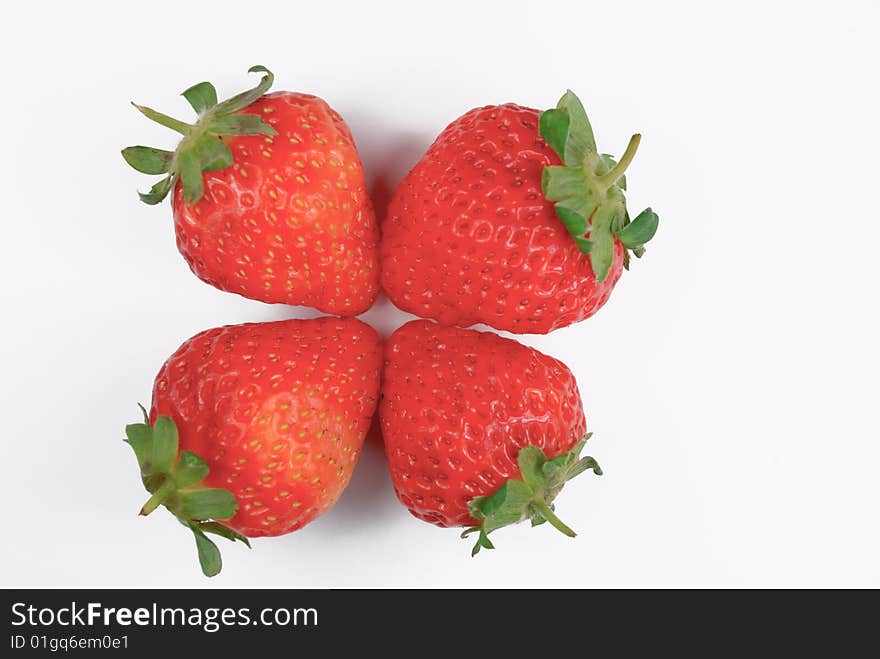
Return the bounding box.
[599,133,641,188]
[532,499,577,538]
[139,478,175,516]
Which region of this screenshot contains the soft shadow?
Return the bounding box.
[366,133,430,222]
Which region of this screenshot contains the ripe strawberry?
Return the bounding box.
[125,316,382,576]
[123,66,379,315]
[379,320,601,554]
[381,91,659,334]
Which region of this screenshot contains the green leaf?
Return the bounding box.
[481,480,533,533]
[182,81,218,114]
[616,208,659,249]
[555,205,587,237]
[174,450,209,488]
[468,496,488,521]
[212,65,274,115]
[568,456,603,479]
[188,523,222,577]
[177,148,204,205]
[538,108,570,161]
[542,456,564,480]
[209,113,276,136]
[199,522,251,547]
[632,245,646,258]
[124,423,152,472]
[150,416,178,474]
[137,175,174,205]
[589,222,615,283]
[462,527,495,556]
[574,236,592,253]
[193,134,233,171]
[179,488,238,521]
[131,103,192,135]
[517,446,547,492]
[542,166,586,201]
[121,146,173,175]
[555,90,597,165]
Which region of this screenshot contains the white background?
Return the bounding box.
[1,0,878,588]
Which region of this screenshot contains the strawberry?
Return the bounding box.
[381,91,659,334]
[379,320,601,554]
[123,66,379,315]
[125,316,382,576]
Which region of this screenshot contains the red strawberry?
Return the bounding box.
[379,320,601,554]
[125,316,382,576]
[381,91,658,334]
[123,66,379,315]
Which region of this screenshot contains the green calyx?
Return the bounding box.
[124,405,249,577]
[122,65,277,206]
[461,434,602,556]
[539,91,659,281]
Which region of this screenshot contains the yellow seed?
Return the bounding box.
[279,491,290,498]
[292,502,302,508]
